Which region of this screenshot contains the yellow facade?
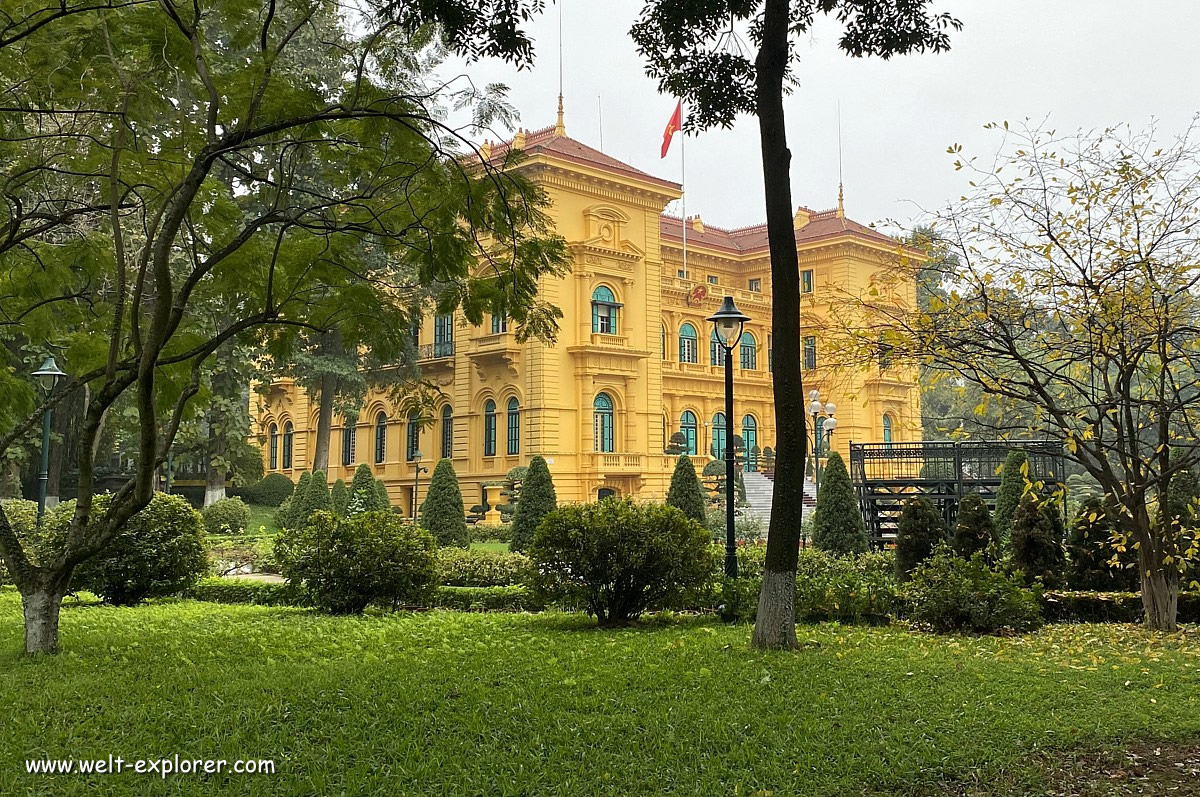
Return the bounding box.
[254,119,920,515]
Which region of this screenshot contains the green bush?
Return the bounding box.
[811,451,868,555]
[273,496,295,531]
[951,494,996,560]
[331,479,349,518]
[202,496,251,536]
[1011,495,1067,588]
[1160,467,1200,531]
[348,465,383,514]
[436,547,531,587]
[904,546,1043,633]
[294,470,331,530]
[469,523,512,544]
[530,498,714,625]
[274,510,437,614]
[1041,590,1200,624]
[510,455,556,553]
[420,458,468,547]
[43,493,208,605]
[666,455,707,524]
[232,473,294,507]
[374,478,391,510]
[994,450,1028,542]
[705,508,766,545]
[433,585,544,612]
[1065,497,1138,591]
[895,495,946,581]
[183,577,295,606]
[0,499,40,584]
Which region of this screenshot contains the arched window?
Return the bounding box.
[882,414,894,446]
[342,416,357,466]
[506,397,520,455]
[680,410,698,456]
[591,285,619,334]
[594,393,614,452]
[742,415,758,471]
[661,324,667,360]
[483,399,497,457]
[268,424,279,470]
[406,411,420,462]
[711,412,727,459]
[740,332,757,370]
[441,406,453,459]
[375,412,387,464]
[710,329,726,366]
[679,323,699,363]
[814,416,826,456]
[282,422,294,469]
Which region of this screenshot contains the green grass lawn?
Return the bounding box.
[469,540,511,553]
[245,504,280,536]
[1,592,1198,796]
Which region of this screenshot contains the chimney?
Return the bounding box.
[793,206,811,229]
[480,139,493,160]
[691,215,704,233]
[513,128,526,149]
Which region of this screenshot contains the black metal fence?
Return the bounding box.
[848,440,1065,547]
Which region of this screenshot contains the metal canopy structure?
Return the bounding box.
[848,440,1066,547]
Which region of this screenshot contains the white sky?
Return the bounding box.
[439,0,1200,234]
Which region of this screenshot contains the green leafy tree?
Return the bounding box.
[0,0,569,654]
[811,451,867,555]
[420,459,467,548]
[331,479,349,519]
[510,455,556,554]
[951,494,996,560]
[1066,497,1138,591]
[629,0,959,649]
[666,455,707,524]
[895,496,946,581]
[993,450,1027,544]
[1011,496,1066,589]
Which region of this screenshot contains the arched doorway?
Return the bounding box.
[597,487,617,501]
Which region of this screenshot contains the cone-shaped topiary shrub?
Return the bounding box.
[1011,494,1067,588]
[666,455,707,524]
[296,470,331,530]
[1065,496,1138,591]
[994,449,1027,543]
[510,455,557,553]
[895,495,946,581]
[276,471,312,529]
[950,493,996,560]
[374,478,391,511]
[331,479,349,518]
[811,451,868,555]
[348,464,379,514]
[420,458,468,547]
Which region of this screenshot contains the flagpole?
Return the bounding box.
[681,101,687,280]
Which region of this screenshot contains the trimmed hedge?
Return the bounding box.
[231,473,294,507]
[183,577,293,606]
[433,585,544,612]
[1041,590,1200,624]
[436,548,531,587]
[469,524,512,544]
[183,578,542,612]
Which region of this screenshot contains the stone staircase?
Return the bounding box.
[742,471,816,529]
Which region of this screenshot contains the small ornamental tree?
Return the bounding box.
[895,496,946,581]
[666,455,707,524]
[510,455,557,553]
[331,479,350,518]
[1011,495,1067,588]
[1066,496,1138,591]
[349,464,378,515]
[296,471,332,531]
[374,479,392,511]
[237,473,294,507]
[202,497,251,536]
[811,451,868,555]
[420,459,468,548]
[530,498,714,625]
[994,450,1028,543]
[951,494,996,560]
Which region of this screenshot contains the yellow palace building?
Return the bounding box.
[254,113,920,516]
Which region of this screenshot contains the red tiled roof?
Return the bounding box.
[484,125,680,190]
[659,209,899,253]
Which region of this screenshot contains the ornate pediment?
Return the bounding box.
[571,204,645,262]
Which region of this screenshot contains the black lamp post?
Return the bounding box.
[32,356,66,527]
[807,390,838,493]
[708,296,749,579]
[412,449,427,520]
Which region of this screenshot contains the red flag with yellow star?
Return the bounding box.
[661,100,682,159]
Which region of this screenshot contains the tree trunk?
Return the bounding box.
[750,0,806,650]
[1142,566,1179,632]
[0,460,19,499]
[21,571,69,655]
[203,462,226,506]
[312,374,335,473]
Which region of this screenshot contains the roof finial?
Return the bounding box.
[837,181,844,218]
[555,93,565,137]
[836,100,845,219]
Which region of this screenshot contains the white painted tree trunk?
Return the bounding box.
[751,569,798,649]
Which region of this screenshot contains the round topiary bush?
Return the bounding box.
[895,495,946,581]
[274,510,437,614]
[811,451,868,555]
[202,496,251,536]
[236,473,295,507]
[529,498,714,625]
[42,493,208,605]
